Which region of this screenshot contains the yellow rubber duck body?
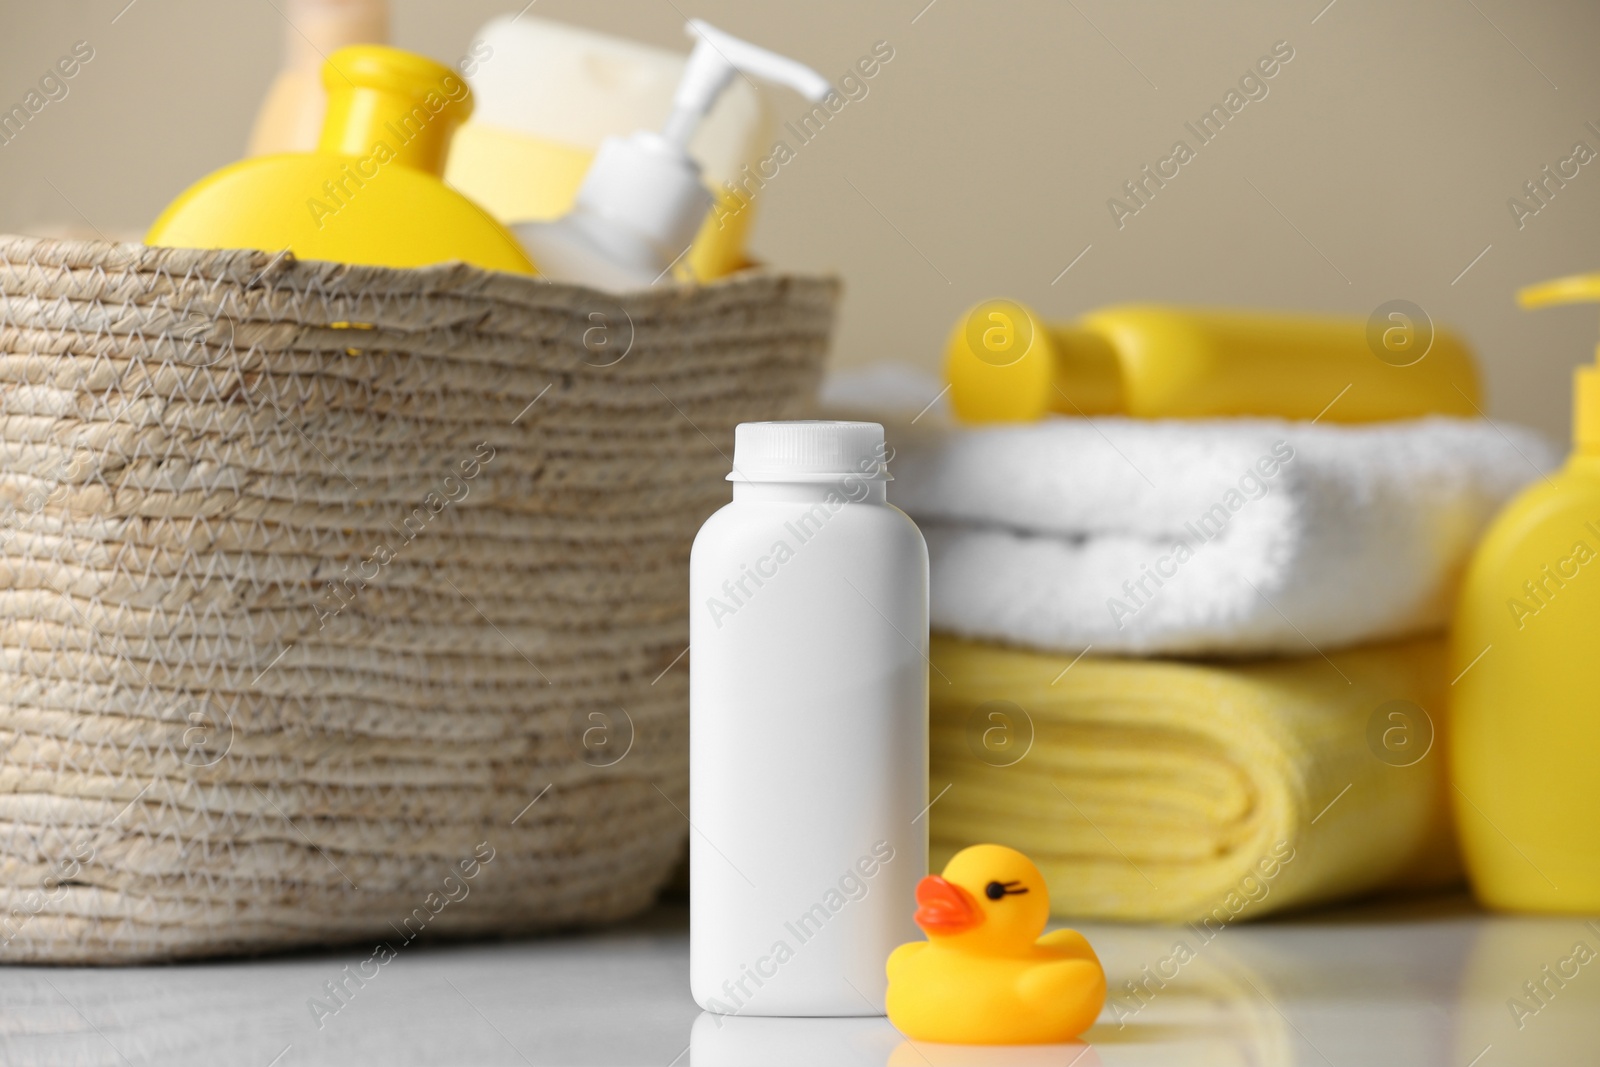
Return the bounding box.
[886,844,1105,1044]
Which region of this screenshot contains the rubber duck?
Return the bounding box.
[886,844,1105,1044]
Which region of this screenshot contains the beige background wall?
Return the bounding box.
[1,0,1596,439]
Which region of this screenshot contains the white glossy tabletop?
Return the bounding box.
[2,895,1596,1065]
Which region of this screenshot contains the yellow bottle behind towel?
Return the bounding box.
[1451,271,1600,913]
[945,301,1481,423]
[148,45,534,275]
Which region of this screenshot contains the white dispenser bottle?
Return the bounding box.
[512,21,831,290]
[689,422,929,1017]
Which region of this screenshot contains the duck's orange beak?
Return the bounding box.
[914,875,982,935]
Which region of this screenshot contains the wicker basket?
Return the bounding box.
[0,236,835,963]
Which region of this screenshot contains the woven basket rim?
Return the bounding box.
[0,233,843,311]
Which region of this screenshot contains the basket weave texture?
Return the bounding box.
[0,236,835,963]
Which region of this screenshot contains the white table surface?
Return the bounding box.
[2,894,1597,1066]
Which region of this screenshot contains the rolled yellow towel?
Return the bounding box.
[929,636,1460,922]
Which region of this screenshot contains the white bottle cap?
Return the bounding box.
[729,421,889,482]
[571,21,833,271]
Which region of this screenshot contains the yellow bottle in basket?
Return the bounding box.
[945,300,1481,423]
[147,45,534,274]
[1451,270,1600,913]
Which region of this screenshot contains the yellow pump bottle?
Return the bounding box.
[1451,271,1600,913]
[147,45,534,275]
[945,300,1481,423]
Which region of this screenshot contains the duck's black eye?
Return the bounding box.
[985,881,1006,900]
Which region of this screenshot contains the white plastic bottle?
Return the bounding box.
[689,421,929,1017]
[511,21,831,290]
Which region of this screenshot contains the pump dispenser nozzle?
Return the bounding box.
[510,21,832,290]
[1518,273,1600,451]
[661,21,834,149]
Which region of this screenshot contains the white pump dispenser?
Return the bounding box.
[512,20,832,290]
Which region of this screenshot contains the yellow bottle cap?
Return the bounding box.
[944,300,1123,423]
[318,45,471,175]
[1517,273,1600,451]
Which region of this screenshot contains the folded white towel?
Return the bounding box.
[821,365,1559,656]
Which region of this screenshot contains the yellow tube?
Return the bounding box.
[945,300,1482,423]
